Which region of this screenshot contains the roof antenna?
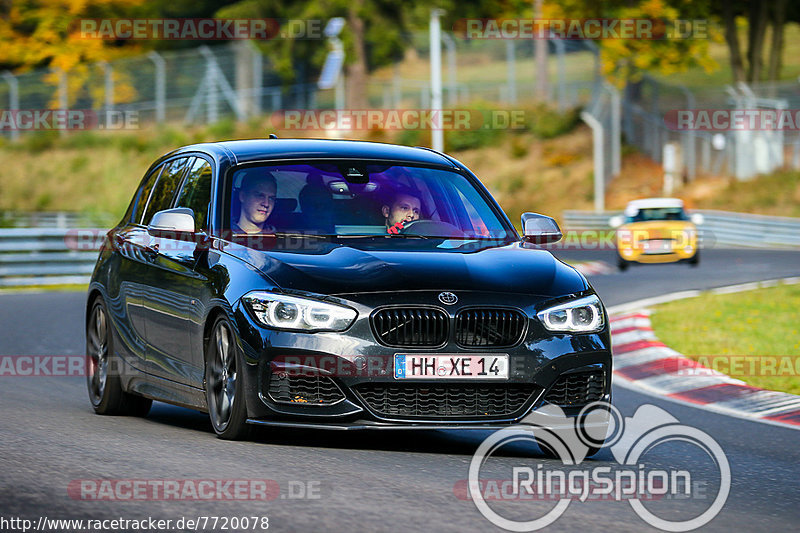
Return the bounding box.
[268,134,278,139]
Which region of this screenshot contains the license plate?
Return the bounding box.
[394,354,509,379]
[643,239,671,254]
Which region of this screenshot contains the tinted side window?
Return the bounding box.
[175,158,213,232]
[130,166,164,225]
[143,157,191,225]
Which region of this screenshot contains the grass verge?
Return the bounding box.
[649,282,800,395]
[0,284,88,294]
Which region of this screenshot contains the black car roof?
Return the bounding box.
[166,138,458,168]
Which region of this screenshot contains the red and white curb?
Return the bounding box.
[571,260,616,276]
[608,278,800,430]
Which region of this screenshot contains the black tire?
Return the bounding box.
[617,255,629,271]
[205,315,250,440]
[86,297,152,416]
[688,249,700,267]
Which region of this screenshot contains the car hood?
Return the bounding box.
[227,241,587,297]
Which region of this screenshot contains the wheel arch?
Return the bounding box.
[201,305,235,389]
[85,288,104,328]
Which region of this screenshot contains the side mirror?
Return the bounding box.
[690,213,704,225]
[521,212,562,244]
[148,208,196,235]
[609,215,624,229]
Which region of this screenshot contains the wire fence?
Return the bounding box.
[3,32,800,198]
[623,75,800,182]
[0,34,600,137]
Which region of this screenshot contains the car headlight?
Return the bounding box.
[537,295,605,333]
[242,292,357,332]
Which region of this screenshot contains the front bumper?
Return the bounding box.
[234,290,613,428]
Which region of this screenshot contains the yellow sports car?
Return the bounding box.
[610,198,703,271]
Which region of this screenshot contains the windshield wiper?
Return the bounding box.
[335,233,430,240]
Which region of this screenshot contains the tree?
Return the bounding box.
[0,0,149,73]
[0,0,152,107]
[767,0,787,82]
[717,0,793,83]
[553,0,719,87]
[218,0,525,108]
[217,0,409,109]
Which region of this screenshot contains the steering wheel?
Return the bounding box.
[400,219,465,238]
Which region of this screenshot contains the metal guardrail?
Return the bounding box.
[0,211,117,229]
[0,228,103,287]
[1,209,799,287]
[563,209,800,249]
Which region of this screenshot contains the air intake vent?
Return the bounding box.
[356,383,538,419]
[266,372,345,405]
[455,308,526,347]
[371,307,448,347]
[544,370,606,408]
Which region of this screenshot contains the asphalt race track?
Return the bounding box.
[1,249,799,532]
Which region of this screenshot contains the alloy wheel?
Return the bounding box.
[208,321,237,431]
[86,303,109,406]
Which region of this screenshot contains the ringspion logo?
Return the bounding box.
[467,402,730,531]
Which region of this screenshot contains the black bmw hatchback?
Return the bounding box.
[86,138,611,441]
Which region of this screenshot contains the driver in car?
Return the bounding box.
[233,172,277,234]
[382,189,422,234]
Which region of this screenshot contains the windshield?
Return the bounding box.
[226,162,513,241]
[626,207,688,223]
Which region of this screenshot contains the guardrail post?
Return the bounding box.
[235,41,260,119]
[252,41,263,116]
[147,51,166,123]
[2,71,19,141]
[553,37,566,111]
[441,32,457,106]
[610,85,621,177]
[505,40,517,104]
[100,61,114,128]
[580,111,605,212]
[56,68,68,137]
[677,84,696,181]
[429,9,444,152]
[392,66,401,108]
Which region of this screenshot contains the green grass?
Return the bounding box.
[694,169,800,217]
[0,284,88,293]
[649,282,800,395]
